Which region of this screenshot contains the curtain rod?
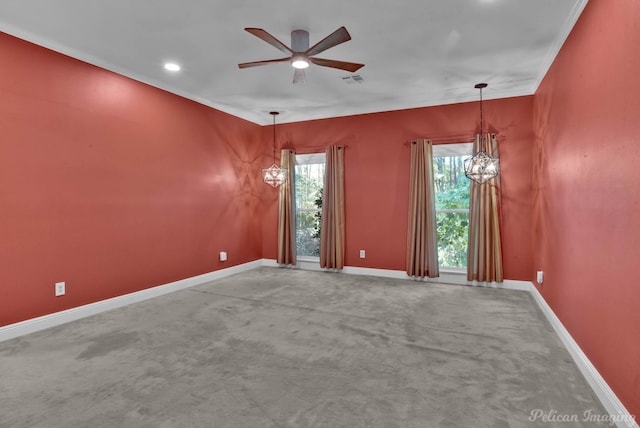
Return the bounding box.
[286,144,349,152]
[405,135,475,145]
[405,133,502,145]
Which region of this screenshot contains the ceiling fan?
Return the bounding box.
[238,26,364,83]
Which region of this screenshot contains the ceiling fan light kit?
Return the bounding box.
[239,26,364,83]
[291,55,309,69]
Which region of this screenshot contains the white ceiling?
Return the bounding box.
[0,0,587,125]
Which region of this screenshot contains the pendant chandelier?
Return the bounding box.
[464,83,499,184]
[262,111,288,188]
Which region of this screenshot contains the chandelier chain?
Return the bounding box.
[479,86,483,135]
[270,111,279,162]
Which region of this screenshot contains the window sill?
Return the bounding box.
[439,268,466,275]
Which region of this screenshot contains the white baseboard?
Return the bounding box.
[527,284,638,428]
[2,258,636,427]
[0,259,262,344]
[266,258,532,290]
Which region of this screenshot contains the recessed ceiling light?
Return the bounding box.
[164,62,181,72]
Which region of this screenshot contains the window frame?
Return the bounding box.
[432,142,473,272]
[294,153,325,262]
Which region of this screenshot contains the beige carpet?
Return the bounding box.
[0,267,608,427]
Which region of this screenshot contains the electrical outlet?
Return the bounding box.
[220,251,227,262]
[55,282,65,296]
[536,271,544,284]
[359,250,366,258]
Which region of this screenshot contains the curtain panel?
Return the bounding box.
[467,133,503,282]
[406,139,440,278]
[277,149,296,265]
[320,145,345,270]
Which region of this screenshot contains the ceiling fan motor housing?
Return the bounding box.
[291,29,309,52]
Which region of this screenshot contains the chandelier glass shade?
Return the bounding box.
[464,83,499,184]
[263,163,287,188]
[464,150,499,184]
[263,111,287,188]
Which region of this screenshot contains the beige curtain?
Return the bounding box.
[467,133,503,282]
[277,149,296,265]
[320,145,345,269]
[406,139,439,278]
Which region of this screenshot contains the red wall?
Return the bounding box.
[0,33,265,326]
[533,0,640,416]
[262,96,535,281]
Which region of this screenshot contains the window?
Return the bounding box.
[294,153,325,258]
[433,143,473,269]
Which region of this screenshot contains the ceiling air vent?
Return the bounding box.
[342,74,364,84]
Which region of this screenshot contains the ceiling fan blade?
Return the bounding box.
[238,57,291,69]
[293,68,306,84]
[309,57,364,73]
[306,26,351,57]
[244,28,293,54]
